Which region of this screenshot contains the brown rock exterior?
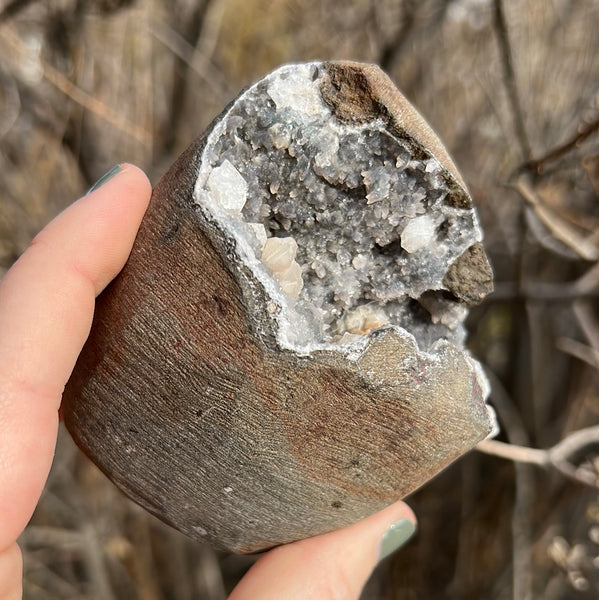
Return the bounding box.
[63,61,496,554]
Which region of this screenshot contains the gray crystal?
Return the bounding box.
[194,63,484,352]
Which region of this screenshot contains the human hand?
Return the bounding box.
[0,164,416,599]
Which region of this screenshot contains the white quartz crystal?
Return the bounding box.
[351,254,368,270]
[262,237,298,272]
[400,215,436,253]
[268,123,292,150]
[363,166,392,204]
[341,304,389,335]
[314,129,340,170]
[267,65,324,116]
[248,223,268,250]
[207,160,248,213]
[425,158,441,173]
[277,261,303,298]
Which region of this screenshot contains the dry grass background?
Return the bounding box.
[1,0,599,598]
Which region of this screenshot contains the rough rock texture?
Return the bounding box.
[63,61,497,554]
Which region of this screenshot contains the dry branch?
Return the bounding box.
[556,337,599,370]
[493,0,532,162]
[514,178,599,261]
[477,425,599,488]
[519,116,599,175]
[148,19,231,97]
[0,27,151,144]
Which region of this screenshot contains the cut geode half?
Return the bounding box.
[63,61,497,554]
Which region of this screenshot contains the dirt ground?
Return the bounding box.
[1,0,599,598]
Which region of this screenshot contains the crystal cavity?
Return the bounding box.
[197,63,483,350]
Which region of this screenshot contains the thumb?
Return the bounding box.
[229,501,416,600]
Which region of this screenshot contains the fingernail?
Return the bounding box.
[379,518,416,561]
[87,164,122,195]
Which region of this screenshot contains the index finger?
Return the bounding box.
[0,164,151,548]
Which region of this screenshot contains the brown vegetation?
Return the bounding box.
[1,0,599,598]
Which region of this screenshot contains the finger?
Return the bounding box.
[0,164,151,550]
[229,501,416,600]
[0,544,22,600]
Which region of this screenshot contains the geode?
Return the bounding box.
[63,61,497,554]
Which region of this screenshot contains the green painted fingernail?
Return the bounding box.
[87,164,122,194]
[379,518,416,561]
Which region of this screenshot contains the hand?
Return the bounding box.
[0,164,416,600]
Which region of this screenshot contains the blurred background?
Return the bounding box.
[1,0,599,598]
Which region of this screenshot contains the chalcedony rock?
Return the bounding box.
[63,61,497,553]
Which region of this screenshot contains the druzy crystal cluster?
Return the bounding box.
[195,63,483,351]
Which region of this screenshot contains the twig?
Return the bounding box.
[492,262,599,301]
[556,337,599,370]
[0,28,151,144]
[513,462,534,600]
[82,523,117,600]
[513,178,599,261]
[573,300,599,352]
[0,71,20,137]
[551,427,599,465]
[519,116,599,175]
[148,19,231,99]
[493,0,532,162]
[20,526,83,549]
[127,509,163,600]
[377,0,419,72]
[482,367,534,600]
[150,0,217,155]
[483,367,529,446]
[0,0,37,22]
[476,439,547,465]
[477,425,599,488]
[195,0,227,60]
[196,545,227,600]
[574,261,599,293]
[491,282,599,301]
[22,553,83,598]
